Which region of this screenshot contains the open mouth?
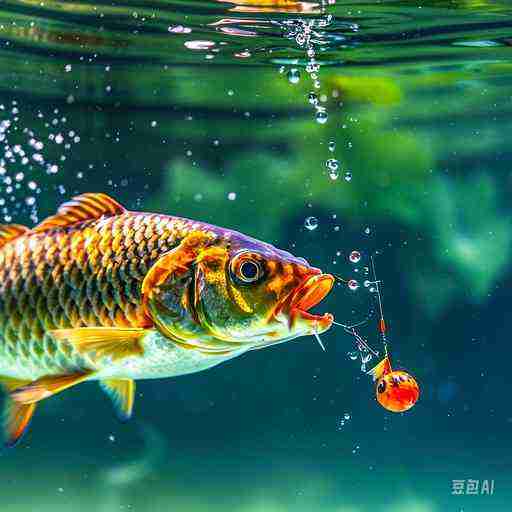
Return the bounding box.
[286,273,334,332]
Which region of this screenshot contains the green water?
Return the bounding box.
[0,0,511,510]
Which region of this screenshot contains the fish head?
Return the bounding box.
[143,230,334,352]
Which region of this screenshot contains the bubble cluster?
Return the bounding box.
[337,412,352,430]
[0,100,83,223]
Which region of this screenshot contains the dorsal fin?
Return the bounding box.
[0,224,30,249]
[33,193,127,232]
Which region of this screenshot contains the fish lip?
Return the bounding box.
[277,273,335,332]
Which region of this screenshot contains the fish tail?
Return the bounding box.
[0,377,37,448]
[367,355,392,381]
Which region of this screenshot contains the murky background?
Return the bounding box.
[0,0,511,510]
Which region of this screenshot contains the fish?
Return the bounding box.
[0,192,334,446]
[368,355,420,413]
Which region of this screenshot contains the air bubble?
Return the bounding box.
[347,351,358,361]
[328,141,336,152]
[344,412,351,420]
[349,250,361,263]
[326,158,339,172]
[308,92,318,106]
[287,69,300,84]
[347,279,359,291]
[227,192,237,201]
[344,171,352,182]
[304,216,318,231]
[315,111,328,124]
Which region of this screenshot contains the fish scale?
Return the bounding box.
[0,212,204,377]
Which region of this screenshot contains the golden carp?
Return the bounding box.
[0,193,334,446]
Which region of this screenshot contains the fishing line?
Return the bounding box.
[370,254,389,356]
[313,330,326,351]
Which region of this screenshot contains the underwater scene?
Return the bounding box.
[0,0,511,511]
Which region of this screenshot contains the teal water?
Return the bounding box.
[0,0,511,511]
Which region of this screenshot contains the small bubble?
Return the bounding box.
[227,89,234,96]
[308,92,318,106]
[347,351,358,361]
[108,434,116,442]
[329,169,339,181]
[349,250,361,263]
[328,141,336,152]
[65,64,72,72]
[151,121,157,127]
[364,280,371,288]
[227,192,236,201]
[304,216,318,231]
[316,111,328,124]
[347,279,359,291]
[307,47,315,58]
[287,68,300,84]
[326,158,339,172]
[344,412,351,420]
[364,226,371,235]
[344,171,352,182]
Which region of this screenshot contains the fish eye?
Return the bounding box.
[230,253,264,285]
[377,380,386,394]
[240,261,260,282]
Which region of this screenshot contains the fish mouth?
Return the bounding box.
[285,273,334,333]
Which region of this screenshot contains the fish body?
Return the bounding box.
[0,211,249,381]
[0,193,334,445]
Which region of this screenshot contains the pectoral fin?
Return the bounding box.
[0,377,36,447]
[100,379,135,422]
[11,372,93,405]
[50,327,147,362]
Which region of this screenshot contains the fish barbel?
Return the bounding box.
[0,193,334,446]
